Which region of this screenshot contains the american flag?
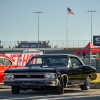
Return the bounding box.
[67,7,74,15]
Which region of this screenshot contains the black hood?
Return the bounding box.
[4,67,57,73]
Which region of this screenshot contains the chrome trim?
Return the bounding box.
[13,72,45,75]
[4,78,59,86]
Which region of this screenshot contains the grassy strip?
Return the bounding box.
[91,73,100,84]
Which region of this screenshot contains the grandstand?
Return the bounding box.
[15,41,51,48]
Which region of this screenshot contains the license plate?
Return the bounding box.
[23,82,35,85]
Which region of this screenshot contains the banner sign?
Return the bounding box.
[5,52,43,66]
[93,35,100,46]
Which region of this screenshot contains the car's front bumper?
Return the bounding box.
[4,78,59,87]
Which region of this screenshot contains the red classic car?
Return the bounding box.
[0,54,23,84]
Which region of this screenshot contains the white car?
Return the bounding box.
[82,55,96,60]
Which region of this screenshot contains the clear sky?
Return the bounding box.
[0,0,100,42]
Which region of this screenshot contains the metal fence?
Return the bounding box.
[83,59,100,72]
[0,40,91,48]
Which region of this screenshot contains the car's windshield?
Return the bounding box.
[26,56,68,68]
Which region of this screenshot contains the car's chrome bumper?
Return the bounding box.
[4,78,59,87]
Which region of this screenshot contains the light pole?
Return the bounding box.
[86,10,96,66]
[33,11,43,48]
[86,10,96,43]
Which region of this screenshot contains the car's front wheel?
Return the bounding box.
[80,76,91,90]
[57,77,64,94]
[11,86,20,94]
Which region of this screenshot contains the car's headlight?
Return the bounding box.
[4,73,14,80]
[4,73,9,79]
[9,73,14,79]
[44,73,56,79]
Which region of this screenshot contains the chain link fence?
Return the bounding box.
[0,40,90,48]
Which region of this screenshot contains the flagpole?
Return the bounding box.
[66,12,68,48]
[66,7,74,48]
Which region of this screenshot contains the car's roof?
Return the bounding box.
[0,54,12,60]
[36,54,79,57]
[0,55,9,58]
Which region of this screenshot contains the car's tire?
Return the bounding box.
[57,77,64,94]
[11,86,20,94]
[80,76,91,90]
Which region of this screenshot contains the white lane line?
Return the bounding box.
[0,94,100,100]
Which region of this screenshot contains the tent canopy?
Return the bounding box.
[74,42,100,54]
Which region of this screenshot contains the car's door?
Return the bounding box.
[68,56,83,84]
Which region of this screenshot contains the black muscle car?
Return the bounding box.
[4,54,97,94]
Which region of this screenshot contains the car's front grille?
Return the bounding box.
[14,75,44,78]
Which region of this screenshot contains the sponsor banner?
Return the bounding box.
[93,36,100,46]
[5,52,43,66]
